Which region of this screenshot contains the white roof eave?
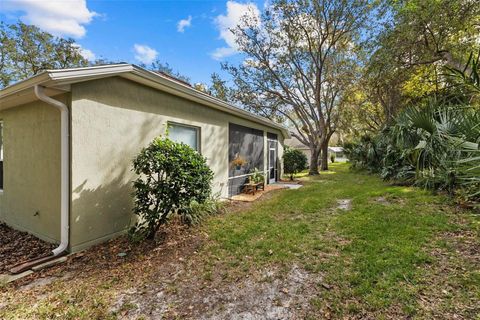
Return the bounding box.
[0,64,290,138]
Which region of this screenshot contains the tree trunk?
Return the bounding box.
[320,142,329,171]
[309,147,320,175]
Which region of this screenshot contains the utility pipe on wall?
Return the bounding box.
[34,85,69,256]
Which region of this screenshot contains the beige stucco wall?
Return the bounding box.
[0,97,64,244]
[69,76,284,252]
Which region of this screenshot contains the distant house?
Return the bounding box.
[284,136,345,164]
[0,64,289,253]
[328,146,345,158]
[284,136,312,163]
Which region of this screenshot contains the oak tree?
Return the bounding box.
[223,0,375,173]
[0,22,88,88]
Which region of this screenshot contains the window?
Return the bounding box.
[168,122,200,151]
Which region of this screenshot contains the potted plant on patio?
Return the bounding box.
[231,155,247,170]
[250,167,264,184]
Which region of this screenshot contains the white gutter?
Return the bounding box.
[34,85,69,256]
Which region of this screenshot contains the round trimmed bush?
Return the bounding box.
[283,147,308,180]
[130,136,213,240]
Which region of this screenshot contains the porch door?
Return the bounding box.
[268,147,276,183]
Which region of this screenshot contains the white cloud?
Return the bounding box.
[211,47,237,60]
[212,1,260,60]
[133,44,158,64]
[177,15,192,33]
[0,0,97,38]
[73,44,96,61]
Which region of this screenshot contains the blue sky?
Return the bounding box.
[0,0,264,84]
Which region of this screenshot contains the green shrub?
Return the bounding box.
[250,167,265,184]
[330,153,336,163]
[181,197,226,225]
[345,102,480,202]
[283,147,308,180]
[343,135,386,173]
[345,53,480,204]
[130,136,214,241]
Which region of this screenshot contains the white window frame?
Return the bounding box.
[167,121,201,152]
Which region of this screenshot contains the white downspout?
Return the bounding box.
[34,85,69,256]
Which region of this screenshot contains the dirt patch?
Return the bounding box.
[18,276,58,291]
[373,195,405,206]
[0,223,55,274]
[336,199,352,211]
[111,264,323,319]
[375,197,392,205]
[0,217,205,292]
[2,198,272,289]
[105,196,324,319]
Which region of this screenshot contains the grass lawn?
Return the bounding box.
[1,163,478,319]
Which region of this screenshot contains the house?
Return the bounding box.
[284,136,312,164]
[0,64,289,254]
[284,136,346,164]
[328,146,345,158]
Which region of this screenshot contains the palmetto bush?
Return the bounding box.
[445,50,480,95]
[404,103,479,194]
[347,52,480,204]
[343,135,385,173]
[346,102,479,203]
